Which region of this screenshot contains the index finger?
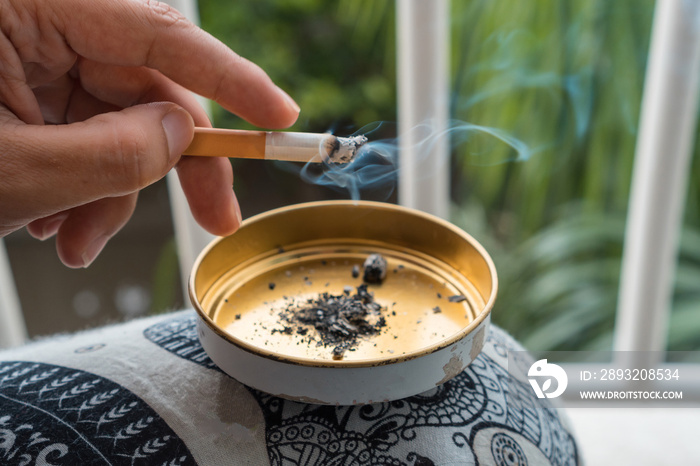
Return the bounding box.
[56,0,299,128]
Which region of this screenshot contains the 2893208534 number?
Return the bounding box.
[599,368,680,381]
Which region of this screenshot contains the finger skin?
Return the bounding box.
[26,212,68,240]
[53,0,300,129]
[0,103,193,232]
[72,60,211,126]
[55,194,138,268]
[67,61,241,235]
[176,156,240,236]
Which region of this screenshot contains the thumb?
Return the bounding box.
[1,102,194,225]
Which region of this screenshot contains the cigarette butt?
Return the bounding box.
[183,127,367,164]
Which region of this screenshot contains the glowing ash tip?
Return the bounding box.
[326,135,368,164]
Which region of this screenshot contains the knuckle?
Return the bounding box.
[106,122,157,194]
[140,0,190,66]
[144,0,188,28]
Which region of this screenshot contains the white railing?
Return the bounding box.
[397,0,450,219]
[613,0,700,364]
[163,0,216,301]
[0,239,27,347]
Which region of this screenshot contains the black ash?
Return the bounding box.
[275,284,387,360]
[326,134,368,164]
[448,295,467,303]
[363,254,387,284]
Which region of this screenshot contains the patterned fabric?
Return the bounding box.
[0,361,194,465]
[0,311,579,465]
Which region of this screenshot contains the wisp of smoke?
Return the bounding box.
[281,119,532,201]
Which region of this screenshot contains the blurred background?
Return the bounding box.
[5,0,700,353]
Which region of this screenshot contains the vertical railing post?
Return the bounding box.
[614,0,700,362]
[0,239,28,348]
[397,0,451,218]
[163,0,215,300]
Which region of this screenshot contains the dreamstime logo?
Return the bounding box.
[528,359,568,399]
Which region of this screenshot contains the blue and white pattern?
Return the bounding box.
[0,311,579,465]
[0,361,195,465]
[144,314,579,465]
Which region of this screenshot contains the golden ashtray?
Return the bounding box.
[189,200,497,405]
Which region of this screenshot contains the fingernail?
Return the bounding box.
[162,108,194,163]
[276,86,300,114]
[233,193,242,226]
[81,235,109,268]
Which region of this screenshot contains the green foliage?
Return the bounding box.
[450,0,652,240]
[197,0,396,132]
[451,0,700,352]
[453,204,700,352]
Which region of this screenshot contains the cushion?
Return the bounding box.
[0,310,579,465]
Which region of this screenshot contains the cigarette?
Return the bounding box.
[183,128,367,164]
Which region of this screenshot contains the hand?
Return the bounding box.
[0,0,300,267]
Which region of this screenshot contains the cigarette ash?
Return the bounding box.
[259,252,470,358]
[274,284,387,360]
[362,253,387,284]
[325,135,368,164]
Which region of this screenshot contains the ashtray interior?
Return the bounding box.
[200,241,483,363]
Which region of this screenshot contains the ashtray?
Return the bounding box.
[189,200,497,405]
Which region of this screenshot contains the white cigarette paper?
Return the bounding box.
[267,132,367,163]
